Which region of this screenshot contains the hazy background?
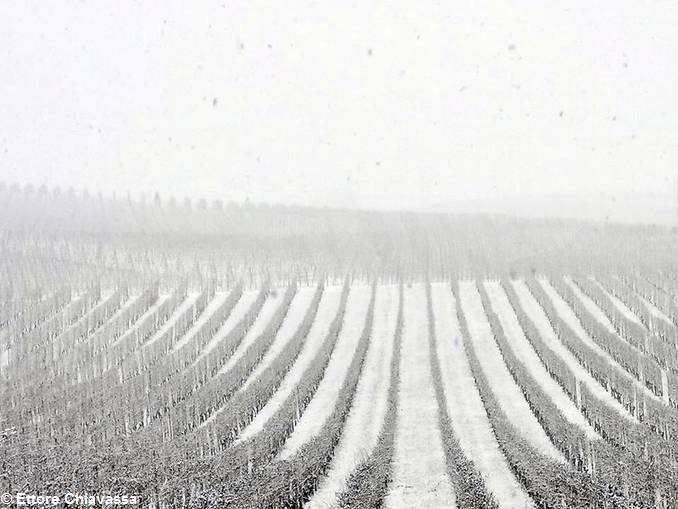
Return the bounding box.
[1,1,677,224]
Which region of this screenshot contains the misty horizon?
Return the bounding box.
[2,1,677,222]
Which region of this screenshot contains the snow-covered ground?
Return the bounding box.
[169,291,232,353]
[589,277,643,326]
[459,281,565,462]
[432,282,533,508]
[632,286,675,326]
[197,290,286,428]
[278,284,372,460]
[0,347,8,370]
[384,284,456,509]
[238,286,317,392]
[564,277,616,333]
[515,280,635,420]
[236,285,343,442]
[215,289,284,377]
[306,284,398,509]
[484,281,598,439]
[544,278,664,405]
[110,294,169,348]
[143,293,200,349]
[191,289,260,365]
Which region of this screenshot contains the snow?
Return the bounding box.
[484,281,598,439]
[214,289,284,376]
[110,294,169,347]
[191,289,260,365]
[633,287,674,326]
[542,279,621,362]
[384,284,456,509]
[198,289,286,428]
[564,277,615,333]
[169,291,231,353]
[459,281,565,462]
[514,280,634,420]
[97,293,141,342]
[590,277,643,326]
[278,284,372,460]
[0,347,8,370]
[236,285,343,443]
[53,291,115,349]
[142,293,200,349]
[543,278,663,405]
[306,284,399,509]
[432,282,534,508]
[238,286,317,392]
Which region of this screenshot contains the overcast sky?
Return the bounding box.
[1,1,677,214]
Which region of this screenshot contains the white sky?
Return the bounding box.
[1,1,677,213]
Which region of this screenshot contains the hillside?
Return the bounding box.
[2,187,678,508]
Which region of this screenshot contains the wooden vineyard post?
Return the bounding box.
[660,370,669,405]
[295,389,301,421]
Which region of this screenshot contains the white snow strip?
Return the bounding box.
[589,277,643,326]
[484,281,598,440]
[544,278,663,404]
[542,279,619,360]
[110,294,169,347]
[515,280,635,420]
[192,289,260,366]
[384,284,456,509]
[432,282,534,509]
[199,288,308,428]
[77,293,142,349]
[564,277,615,333]
[57,291,114,342]
[238,286,317,392]
[459,281,565,463]
[214,289,284,377]
[143,293,200,349]
[278,284,372,460]
[236,285,343,443]
[101,294,137,328]
[170,291,231,353]
[633,287,674,326]
[306,285,399,509]
[0,348,7,370]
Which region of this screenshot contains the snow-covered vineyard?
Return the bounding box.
[3,271,678,508]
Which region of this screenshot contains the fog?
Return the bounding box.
[1,1,677,222]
